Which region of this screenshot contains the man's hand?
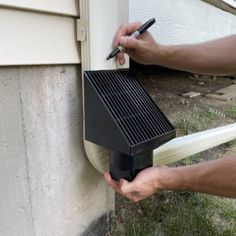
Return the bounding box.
[104,167,166,202]
[104,157,236,201]
[115,22,236,75]
[115,22,160,65]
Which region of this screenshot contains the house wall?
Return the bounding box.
[0,0,79,16]
[0,65,114,236]
[0,2,115,235]
[130,0,236,45]
[0,8,80,66]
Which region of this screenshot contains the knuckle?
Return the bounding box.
[120,186,127,195]
[127,38,137,48]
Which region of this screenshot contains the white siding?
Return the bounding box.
[203,0,236,15]
[0,0,79,16]
[0,8,80,66]
[130,0,236,45]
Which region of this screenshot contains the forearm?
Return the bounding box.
[156,35,236,75]
[158,157,236,198]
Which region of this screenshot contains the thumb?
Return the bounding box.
[119,178,136,194]
[119,36,140,50]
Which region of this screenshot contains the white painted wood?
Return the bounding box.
[0,8,80,66]
[80,0,129,171]
[0,0,79,16]
[130,0,236,45]
[80,0,129,71]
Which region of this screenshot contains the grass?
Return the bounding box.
[179,154,202,165]
[174,108,218,135]
[108,74,236,236]
[108,105,236,236]
[225,104,236,118]
[159,193,236,236]
[110,192,236,236]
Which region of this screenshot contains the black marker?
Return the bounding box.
[106,18,156,60]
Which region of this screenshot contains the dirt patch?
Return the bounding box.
[108,64,236,236]
[133,66,235,125]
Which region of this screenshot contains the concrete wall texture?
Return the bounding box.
[0,66,114,236]
[130,0,236,45]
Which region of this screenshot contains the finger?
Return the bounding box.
[124,192,141,203]
[115,22,142,47]
[117,51,125,65]
[120,178,136,194]
[132,197,141,203]
[104,172,120,192]
[119,36,139,50]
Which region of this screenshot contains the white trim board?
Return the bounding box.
[80,0,129,71]
[0,8,80,66]
[80,0,129,172]
[0,0,79,16]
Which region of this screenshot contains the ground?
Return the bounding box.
[108,64,236,236]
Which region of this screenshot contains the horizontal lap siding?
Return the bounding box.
[0,8,80,66]
[0,0,79,16]
[130,0,236,45]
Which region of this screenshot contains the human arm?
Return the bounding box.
[116,22,236,75]
[104,157,236,202]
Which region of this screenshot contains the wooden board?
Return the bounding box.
[79,0,129,172]
[80,0,129,71]
[0,0,79,16]
[203,0,236,15]
[0,8,80,66]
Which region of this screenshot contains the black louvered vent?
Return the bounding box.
[84,70,175,181]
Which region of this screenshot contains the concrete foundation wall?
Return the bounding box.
[0,65,114,236]
[130,0,236,45]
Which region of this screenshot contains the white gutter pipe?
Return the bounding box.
[154,122,236,166]
[90,123,236,173]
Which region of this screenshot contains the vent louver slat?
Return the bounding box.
[85,70,175,152]
[84,69,176,181]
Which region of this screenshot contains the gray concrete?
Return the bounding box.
[0,66,114,236]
